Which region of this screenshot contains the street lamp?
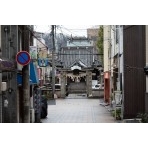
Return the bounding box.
[51,25,56,99]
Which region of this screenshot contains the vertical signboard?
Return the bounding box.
[30,46,38,60]
[38,49,48,67]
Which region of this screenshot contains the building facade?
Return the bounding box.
[103,26,111,103]
[87,27,99,52]
[104,25,147,119]
[0,25,36,123]
[123,25,145,118]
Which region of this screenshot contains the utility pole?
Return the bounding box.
[52,25,56,99]
[22,26,30,122]
[0,25,2,123]
[146,26,148,112]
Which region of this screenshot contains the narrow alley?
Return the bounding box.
[41,94,116,123]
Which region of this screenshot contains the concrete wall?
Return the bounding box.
[92,89,104,98]
[1,25,18,122]
[68,82,86,93]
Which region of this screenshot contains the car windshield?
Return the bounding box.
[95,85,100,87]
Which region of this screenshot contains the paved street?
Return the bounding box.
[41,94,116,123]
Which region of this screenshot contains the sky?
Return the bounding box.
[34,25,100,37]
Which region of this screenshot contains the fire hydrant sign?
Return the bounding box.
[16,51,31,66]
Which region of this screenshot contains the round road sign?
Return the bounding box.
[16,51,31,66]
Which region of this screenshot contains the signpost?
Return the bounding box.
[16,51,31,66]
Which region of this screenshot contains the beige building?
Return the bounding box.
[87,27,99,49]
[33,32,50,85]
[103,25,111,103]
[87,28,99,39]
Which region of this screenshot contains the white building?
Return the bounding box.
[103,25,123,118]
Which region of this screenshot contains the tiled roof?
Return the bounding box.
[58,46,97,68]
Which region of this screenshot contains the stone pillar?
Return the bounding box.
[61,71,66,98]
[86,71,92,97]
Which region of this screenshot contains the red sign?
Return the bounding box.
[16,51,31,66]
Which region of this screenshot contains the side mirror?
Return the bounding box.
[144,66,148,75]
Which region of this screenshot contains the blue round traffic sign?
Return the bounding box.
[16,51,31,66]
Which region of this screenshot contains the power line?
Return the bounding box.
[58,53,103,55]
[26,26,48,50]
[57,26,90,47]
[56,26,100,56]
[60,25,87,37]
[35,25,52,34]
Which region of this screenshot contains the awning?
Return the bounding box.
[17,61,39,85]
[30,61,39,84]
[0,58,16,71]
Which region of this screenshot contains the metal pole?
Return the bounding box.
[52,25,55,99]
[118,26,120,91]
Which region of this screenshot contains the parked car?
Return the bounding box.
[92,84,101,89]
[92,84,104,90]
[102,84,104,89]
